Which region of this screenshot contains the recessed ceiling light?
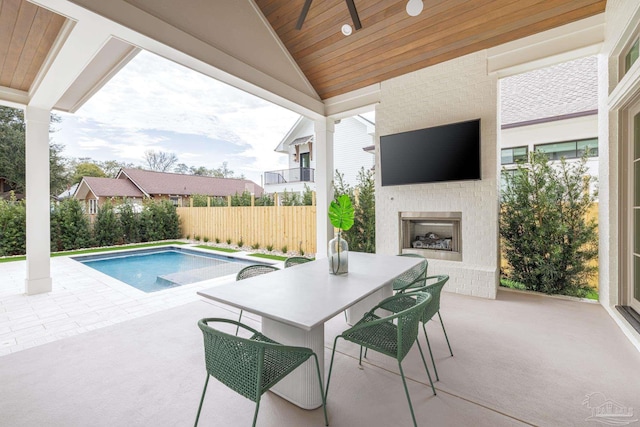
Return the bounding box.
[406,0,423,17]
[341,24,353,36]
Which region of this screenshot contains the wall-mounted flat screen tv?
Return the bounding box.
[380,119,481,187]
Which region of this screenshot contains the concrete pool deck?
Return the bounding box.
[0,246,275,356]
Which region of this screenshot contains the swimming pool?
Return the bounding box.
[73,247,268,293]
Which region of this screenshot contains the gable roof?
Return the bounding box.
[79,177,145,198]
[117,168,264,197]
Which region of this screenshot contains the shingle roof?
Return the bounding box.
[120,168,264,197]
[501,55,598,125]
[83,177,145,198]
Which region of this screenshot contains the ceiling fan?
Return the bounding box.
[296,0,362,31]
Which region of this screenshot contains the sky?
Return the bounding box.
[55,50,302,184]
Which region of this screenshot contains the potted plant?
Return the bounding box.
[328,194,354,275]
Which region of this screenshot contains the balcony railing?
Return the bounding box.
[264,167,315,185]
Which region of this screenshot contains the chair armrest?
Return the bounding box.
[198,318,314,356]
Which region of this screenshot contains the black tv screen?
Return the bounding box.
[380,119,481,186]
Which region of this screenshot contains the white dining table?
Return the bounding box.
[197,252,421,410]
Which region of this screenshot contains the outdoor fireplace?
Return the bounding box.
[399,211,462,261]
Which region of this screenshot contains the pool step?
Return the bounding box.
[157,263,246,287]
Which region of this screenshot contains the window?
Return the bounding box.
[89,199,98,214]
[501,146,528,165]
[169,196,181,207]
[625,38,640,76]
[534,138,599,160]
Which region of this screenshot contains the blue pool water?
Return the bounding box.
[74,247,265,293]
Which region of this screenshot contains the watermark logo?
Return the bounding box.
[583,392,638,426]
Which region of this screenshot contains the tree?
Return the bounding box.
[500,151,598,296]
[0,193,26,256]
[231,191,252,206]
[50,198,92,251]
[97,160,135,177]
[144,150,178,172]
[93,200,123,247]
[302,184,314,206]
[174,163,190,174]
[333,169,375,253]
[0,106,68,194]
[71,162,106,184]
[119,201,141,244]
[351,168,375,253]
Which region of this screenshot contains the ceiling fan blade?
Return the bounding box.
[345,0,362,30]
[296,0,313,30]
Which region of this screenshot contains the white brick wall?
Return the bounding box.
[376,51,499,299]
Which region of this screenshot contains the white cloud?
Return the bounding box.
[60,50,300,182]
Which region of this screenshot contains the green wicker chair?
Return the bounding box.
[195,318,328,427]
[379,275,452,381]
[325,292,435,427]
[234,264,279,334]
[284,256,312,268]
[392,254,428,293]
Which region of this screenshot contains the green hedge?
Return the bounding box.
[0,195,26,256]
[0,198,181,257]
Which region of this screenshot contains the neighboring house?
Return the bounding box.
[56,183,79,201]
[74,168,264,217]
[500,56,599,191]
[263,116,375,197]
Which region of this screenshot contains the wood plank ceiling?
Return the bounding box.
[0,0,66,92]
[255,0,607,100]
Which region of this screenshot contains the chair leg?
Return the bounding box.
[312,353,329,426]
[324,336,341,402]
[415,339,436,396]
[343,310,348,322]
[422,323,439,381]
[359,346,363,366]
[252,395,261,427]
[194,374,210,427]
[235,310,244,336]
[437,312,453,356]
[398,361,418,427]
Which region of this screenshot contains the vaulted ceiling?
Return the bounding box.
[255,0,607,99]
[0,0,66,91]
[0,0,607,116]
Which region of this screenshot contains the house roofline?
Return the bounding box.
[115,168,151,198]
[501,109,598,130]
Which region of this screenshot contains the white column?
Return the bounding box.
[314,118,335,258]
[24,106,52,295]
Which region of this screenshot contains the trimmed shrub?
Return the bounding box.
[50,198,92,251]
[93,200,123,247]
[119,201,141,244]
[0,195,26,256]
[500,151,598,296]
[231,191,252,207]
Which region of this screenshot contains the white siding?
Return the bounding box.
[333,117,375,187]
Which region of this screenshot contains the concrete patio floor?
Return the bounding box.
[0,273,638,426]
[0,248,272,356]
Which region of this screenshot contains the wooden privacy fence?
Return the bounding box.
[177,206,317,254]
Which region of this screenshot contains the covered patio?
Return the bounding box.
[2,0,640,426]
[1,270,638,426]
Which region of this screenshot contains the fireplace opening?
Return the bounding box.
[400,212,462,261]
